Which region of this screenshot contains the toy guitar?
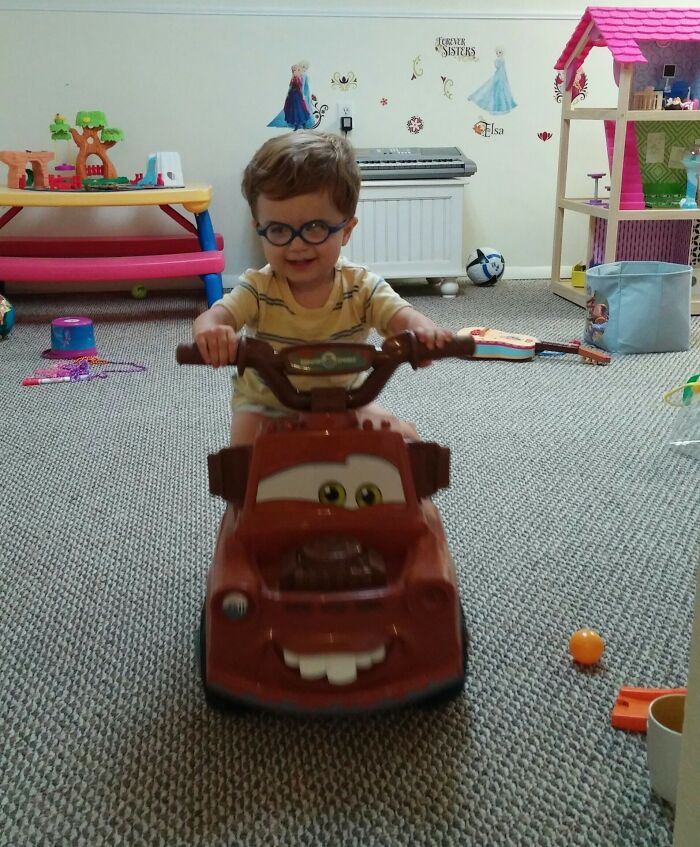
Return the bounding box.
[456,327,611,365]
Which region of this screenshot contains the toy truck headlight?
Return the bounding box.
[222,591,249,620]
[409,581,453,615]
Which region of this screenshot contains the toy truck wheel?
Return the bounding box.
[420,604,468,707]
[198,605,248,712]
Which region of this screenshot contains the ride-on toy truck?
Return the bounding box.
[177,330,476,713]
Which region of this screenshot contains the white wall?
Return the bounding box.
[0,1,687,289]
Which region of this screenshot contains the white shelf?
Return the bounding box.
[552,59,700,304]
[565,107,700,122]
[564,108,617,120]
[628,110,700,122]
[560,198,700,220]
[551,279,587,306]
[560,199,610,219]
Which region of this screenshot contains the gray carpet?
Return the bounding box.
[1,278,697,847]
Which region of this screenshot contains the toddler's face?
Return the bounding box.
[255,191,357,292]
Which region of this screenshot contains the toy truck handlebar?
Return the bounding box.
[177,331,476,412]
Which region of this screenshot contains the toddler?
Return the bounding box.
[193,130,453,445]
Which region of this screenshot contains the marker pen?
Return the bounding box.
[22,374,91,386]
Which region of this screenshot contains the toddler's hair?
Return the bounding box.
[242,131,361,218]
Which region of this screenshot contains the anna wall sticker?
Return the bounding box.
[268,60,315,130]
[468,48,517,115]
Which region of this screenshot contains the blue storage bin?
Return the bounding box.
[585,261,691,354]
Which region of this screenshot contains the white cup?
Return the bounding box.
[646,693,686,804]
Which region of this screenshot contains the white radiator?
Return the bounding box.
[343,179,467,283]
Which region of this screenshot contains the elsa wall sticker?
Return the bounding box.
[468,48,517,115]
[268,61,315,130]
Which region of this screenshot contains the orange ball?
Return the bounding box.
[569,628,605,665]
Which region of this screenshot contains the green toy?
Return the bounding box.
[0,295,15,337]
[50,110,125,184]
[682,372,700,405]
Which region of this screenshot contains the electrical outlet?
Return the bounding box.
[337,102,354,132]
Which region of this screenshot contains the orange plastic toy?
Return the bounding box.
[611,686,688,731]
[569,628,605,665]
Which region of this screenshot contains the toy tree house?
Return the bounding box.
[550,7,700,312]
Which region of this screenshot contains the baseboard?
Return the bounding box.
[505,266,562,281]
[5,274,241,297]
[4,277,202,296]
[3,269,564,296]
[223,270,562,289]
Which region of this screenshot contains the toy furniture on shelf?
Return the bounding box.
[0,150,55,189]
[631,87,664,110]
[550,7,700,314]
[0,184,225,306]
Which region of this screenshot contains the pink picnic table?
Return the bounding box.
[0,183,225,306]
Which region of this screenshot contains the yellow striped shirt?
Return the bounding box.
[215,257,411,412]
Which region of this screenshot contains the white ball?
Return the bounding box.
[466,248,505,286]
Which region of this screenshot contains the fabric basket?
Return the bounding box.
[584,261,691,354]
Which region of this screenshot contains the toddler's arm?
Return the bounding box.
[386,306,453,350]
[193,305,239,368]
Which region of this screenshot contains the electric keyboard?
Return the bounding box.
[354,147,477,180]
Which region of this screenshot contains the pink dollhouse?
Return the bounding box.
[550,7,700,311]
[556,7,700,94]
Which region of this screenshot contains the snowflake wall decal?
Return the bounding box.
[407,115,424,134]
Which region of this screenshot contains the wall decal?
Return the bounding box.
[435,36,476,60]
[407,116,424,134]
[380,98,389,106]
[468,48,517,115]
[268,61,319,131]
[537,131,553,141]
[472,119,504,137]
[411,56,424,81]
[441,76,454,99]
[309,95,329,129]
[331,72,358,91]
[554,70,588,103]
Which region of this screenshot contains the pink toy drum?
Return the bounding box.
[42,316,97,359]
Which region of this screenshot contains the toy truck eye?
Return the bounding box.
[355,483,383,507]
[318,481,346,506]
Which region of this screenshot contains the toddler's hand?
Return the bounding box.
[195,325,238,368]
[413,326,453,349]
[413,326,454,366]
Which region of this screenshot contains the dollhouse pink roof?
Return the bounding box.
[555,6,700,69]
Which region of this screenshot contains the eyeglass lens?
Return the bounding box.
[262,221,337,246]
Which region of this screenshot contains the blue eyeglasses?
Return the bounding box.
[255,219,348,247]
